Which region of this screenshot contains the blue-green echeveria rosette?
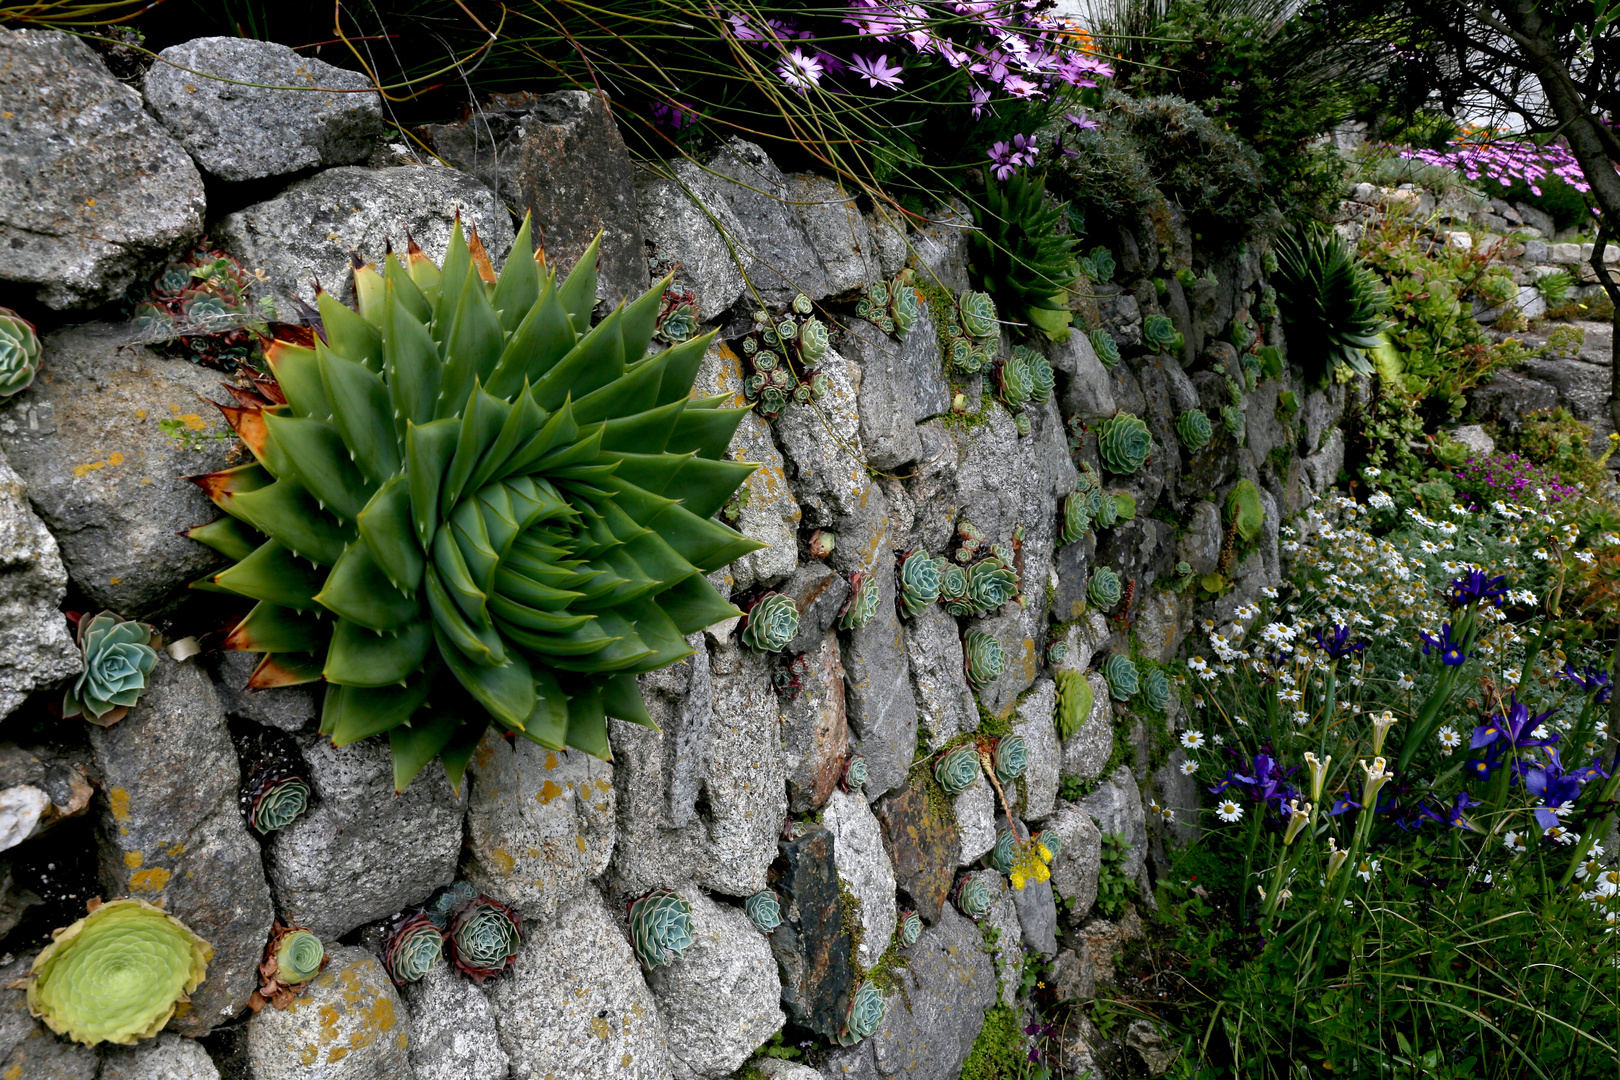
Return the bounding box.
[1139,666,1171,712]
[837,982,887,1045]
[994,734,1028,783]
[1175,409,1213,450]
[1061,491,1092,546]
[934,744,982,795]
[0,307,41,399]
[899,909,922,945]
[743,592,799,652]
[191,219,761,793]
[987,828,1018,874]
[383,909,444,986]
[28,897,213,1046]
[745,890,782,934]
[955,874,991,919]
[630,889,693,970]
[842,753,868,792]
[1103,653,1139,701]
[1097,413,1153,474]
[248,770,310,834]
[62,611,159,727]
[1090,328,1120,368]
[1088,566,1122,610]
[449,892,522,984]
[838,572,880,631]
[897,548,943,617]
[964,629,1006,688]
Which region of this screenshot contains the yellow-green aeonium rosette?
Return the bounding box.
[27,897,212,1046]
[189,217,761,792]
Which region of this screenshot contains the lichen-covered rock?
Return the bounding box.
[422,89,646,305]
[752,1060,828,1080]
[781,632,851,813]
[487,888,670,1080]
[787,175,879,295]
[820,789,898,965]
[1061,673,1116,784]
[216,164,513,313]
[843,318,924,471]
[647,888,784,1078]
[820,904,996,1080]
[0,325,238,616]
[87,655,274,1035]
[143,38,384,182]
[837,536,918,802]
[1011,680,1060,820]
[952,772,997,868]
[774,348,871,530]
[770,824,855,1041]
[400,964,509,1080]
[873,776,960,924]
[903,605,977,752]
[0,954,98,1080]
[1078,766,1149,898]
[637,163,749,321]
[699,638,788,895]
[1051,331,1118,420]
[905,202,972,293]
[779,563,851,657]
[264,736,463,939]
[968,610,1041,720]
[243,947,410,1080]
[100,1033,221,1080]
[208,649,317,732]
[1045,803,1103,919]
[0,445,78,721]
[463,732,615,920]
[0,30,205,309]
[702,140,829,305]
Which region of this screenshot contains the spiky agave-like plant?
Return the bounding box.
[190,219,761,792]
[1274,228,1389,386]
[969,169,1080,341]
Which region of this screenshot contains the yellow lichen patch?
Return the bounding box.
[537,780,563,805]
[299,1045,319,1066]
[123,851,143,869]
[107,789,130,821]
[72,451,125,478]
[128,867,171,892]
[575,835,586,853]
[167,842,186,856]
[491,848,516,875]
[590,1016,612,1039]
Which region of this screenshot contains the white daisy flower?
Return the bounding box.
[1437,727,1461,753]
[1179,760,1199,776]
[1180,730,1205,750]
[1504,830,1527,854]
[1215,800,1244,823]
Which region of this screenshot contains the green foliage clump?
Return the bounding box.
[1055,668,1094,741]
[959,1002,1026,1080]
[193,221,758,791]
[969,170,1080,341]
[1096,831,1133,919]
[1274,228,1389,385]
[1225,480,1265,543]
[1499,408,1611,491]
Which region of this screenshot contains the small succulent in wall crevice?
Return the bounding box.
[838,571,880,631]
[246,768,310,835]
[62,611,159,727]
[934,743,983,795]
[987,827,1019,874]
[837,982,888,1045]
[1097,412,1153,475]
[427,881,521,984]
[653,284,701,345]
[1055,668,1094,741]
[1102,653,1139,701]
[896,547,944,618]
[1175,409,1213,451]
[739,293,831,417]
[993,734,1028,784]
[963,629,1006,689]
[629,888,693,970]
[0,307,41,399]
[745,890,782,934]
[743,592,799,653]
[248,922,327,1011]
[383,909,445,986]
[1089,327,1120,369]
[841,753,868,793]
[855,272,922,338]
[899,909,922,946]
[772,653,810,702]
[1088,566,1122,611]
[1141,312,1183,355]
[954,873,992,919]
[942,290,1000,376]
[1139,665,1171,713]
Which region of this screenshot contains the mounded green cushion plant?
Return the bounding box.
[1227,480,1265,543]
[193,217,761,791]
[1175,409,1213,450]
[1097,413,1152,474]
[1274,228,1390,385]
[1055,668,1093,741]
[62,612,158,727]
[0,307,41,399]
[28,898,212,1046]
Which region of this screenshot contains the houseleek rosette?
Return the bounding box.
[630,889,693,970]
[899,910,922,945]
[935,744,982,795]
[1097,413,1152,474]
[742,592,798,652]
[897,548,943,617]
[383,910,444,985]
[62,612,159,726]
[988,828,1018,874]
[994,734,1028,783]
[1140,666,1171,713]
[839,572,880,630]
[249,923,326,1011]
[1103,654,1139,701]
[842,754,868,792]
[837,982,887,1045]
[28,898,212,1046]
[1090,328,1120,368]
[247,770,309,834]
[955,874,991,918]
[190,219,760,791]
[1175,409,1213,450]
[450,895,522,983]
[1055,669,1093,741]
[745,890,782,934]
[0,307,41,399]
[964,630,1006,689]
[1088,566,1122,610]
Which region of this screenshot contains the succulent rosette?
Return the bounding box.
[1094,489,1119,529]
[955,874,991,919]
[1142,313,1181,353]
[935,744,982,795]
[842,754,868,792]
[630,888,693,970]
[899,909,922,945]
[839,571,880,631]
[1176,409,1213,450]
[743,592,799,652]
[996,348,1034,409]
[1103,653,1139,701]
[383,909,445,986]
[1056,668,1094,740]
[963,629,1006,689]
[0,307,41,399]
[837,982,887,1045]
[897,548,943,617]
[1139,666,1171,712]
[987,827,1018,874]
[247,769,310,834]
[449,894,522,983]
[1027,353,1054,405]
[939,562,971,614]
[994,734,1028,783]
[965,551,1020,614]
[745,890,782,934]
[1223,403,1245,442]
[250,923,327,1011]
[891,280,921,336]
[1097,413,1152,474]
[28,898,212,1046]
[188,219,760,792]
[1034,830,1061,859]
[1090,327,1120,368]
[1088,566,1122,610]
[62,611,159,726]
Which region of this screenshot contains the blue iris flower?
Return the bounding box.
[1519,748,1609,831]
[1470,693,1559,753]
[1448,570,1507,609]
[1313,625,1368,661]
[1557,662,1613,705]
[1415,791,1482,832]
[1419,622,1469,666]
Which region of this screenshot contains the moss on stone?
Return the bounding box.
[959,1002,1025,1080]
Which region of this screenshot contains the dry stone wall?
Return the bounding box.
[0,26,1352,1080]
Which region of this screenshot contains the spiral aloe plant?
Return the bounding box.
[1274,228,1390,385]
[247,769,310,835]
[383,909,444,986]
[1097,413,1152,475]
[899,909,922,946]
[837,982,887,1045]
[963,629,1006,689]
[1090,328,1120,369]
[1103,653,1139,701]
[28,898,212,1046]
[1175,409,1213,450]
[897,548,943,617]
[1055,668,1093,741]
[0,307,41,399]
[955,874,991,919]
[190,219,760,792]
[250,923,326,1011]
[743,592,799,653]
[745,890,782,934]
[62,612,158,727]
[839,572,880,631]
[630,888,693,970]
[935,743,982,795]
[1142,313,1181,353]
[1088,566,1122,610]
[994,734,1028,783]
[1139,666,1171,712]
[842,753,868,792]
[969,169,1080,341]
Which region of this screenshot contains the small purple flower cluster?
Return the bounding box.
[1395,135,1593,199]
[1453,452,1582,508]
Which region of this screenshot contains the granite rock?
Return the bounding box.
[1011,678,1060,820]
[0,324,239,616]
[774,347,872,530]
[637,161,749,321]
[144,37,384,182]
[1077,766,1149,897]
[1010,877,1059,957]
[778,562,851,657]
[787,174,879,295]
[208,649,318,732]
[703,140,829,305]
[906,202,973,293]
[0,30,205,309]
[770,824,855,1041]
[0,445,78,721]
[99,1034,220,1080]
[781,632,851,813]
[977,871,1024,1007]
[903,604,977,752]
[873,775,959,923]
[1061,673,1116,784]
[0,954,98,1079]
[88,655,274,1034]
[952,774,997,867]
[699,638,788,895]
[1045,802,1103,918]
[243,947,411,1080]
[400,963,511,1080]
[843,318,925,470]
[838,541,917,801]
[821,789,898,964]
